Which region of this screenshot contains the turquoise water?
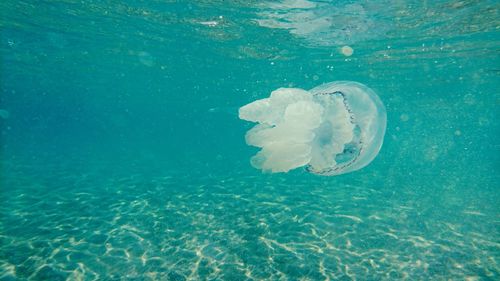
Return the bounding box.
[1,1,499,280]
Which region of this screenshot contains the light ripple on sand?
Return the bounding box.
[1,172,498,280]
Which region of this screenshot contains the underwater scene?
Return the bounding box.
[1,0,499,280]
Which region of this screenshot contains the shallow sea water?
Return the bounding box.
[1,1,499,280]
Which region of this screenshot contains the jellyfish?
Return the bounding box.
[239,81,386,176]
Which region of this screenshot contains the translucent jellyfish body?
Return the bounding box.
[239,81,386,176]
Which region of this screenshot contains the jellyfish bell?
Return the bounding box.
[307,81,387,175]
[239,81,386,176]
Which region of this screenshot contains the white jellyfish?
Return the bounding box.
[239,81,386,176]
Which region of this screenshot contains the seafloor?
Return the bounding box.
[1,157,497,281]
